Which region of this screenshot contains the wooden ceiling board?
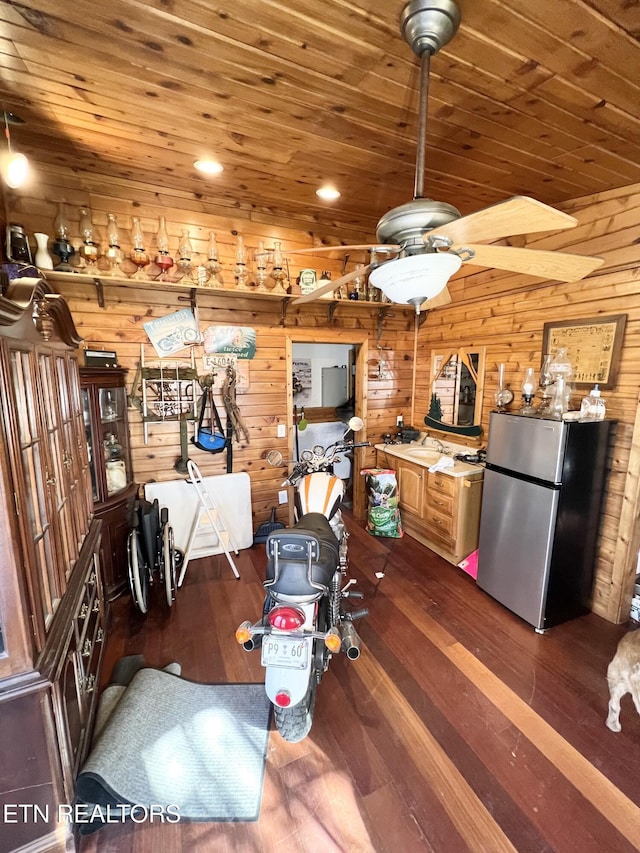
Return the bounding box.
[1,0,639,238]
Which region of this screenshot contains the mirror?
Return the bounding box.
[346,415,364,433]
[427,346,486,436]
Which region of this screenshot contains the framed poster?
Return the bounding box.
[542,314,626,390]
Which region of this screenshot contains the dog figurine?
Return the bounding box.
[606,630,640,732]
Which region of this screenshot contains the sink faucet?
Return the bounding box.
[422,435,446,453]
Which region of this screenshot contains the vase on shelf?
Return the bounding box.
[79,207,100,273]
[33,232,54,270]
[155,216,174,281]
[129,216,149,280]
[104,213,124,276]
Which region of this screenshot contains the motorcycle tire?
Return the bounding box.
[273,679,317,743]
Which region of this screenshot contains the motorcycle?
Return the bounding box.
[235,417,369,742]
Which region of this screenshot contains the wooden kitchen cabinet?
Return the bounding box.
[378,450,483,565]
[0,277,106,853]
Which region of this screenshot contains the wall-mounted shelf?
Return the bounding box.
[44,270,410,322]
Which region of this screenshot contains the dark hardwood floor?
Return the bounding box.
[80,514,640,852]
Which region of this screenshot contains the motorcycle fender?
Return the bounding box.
[265,659,313,708]
[264,602,316,707]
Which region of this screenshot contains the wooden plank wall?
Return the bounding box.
[5,168,640,623]
[414,182,640,623]
[2,165,416,530]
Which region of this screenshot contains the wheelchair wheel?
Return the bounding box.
[163,521,177,607]
[128,527,149,614]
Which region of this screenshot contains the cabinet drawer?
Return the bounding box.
[425,517,455,550]
[429,472,456,497]
[426,507,454,537]
[426,490,454,516]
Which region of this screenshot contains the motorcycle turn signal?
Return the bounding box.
[235,621,252,645]
[324,628,342,653]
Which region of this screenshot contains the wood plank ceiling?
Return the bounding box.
[0,0,639,237]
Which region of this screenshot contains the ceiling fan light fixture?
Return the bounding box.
[194,158,224,175]
[369,252,461,313]
[316,185,341,201]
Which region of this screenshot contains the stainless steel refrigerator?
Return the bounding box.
[477,412,614,631]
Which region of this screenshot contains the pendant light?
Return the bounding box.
[1,111,29,189]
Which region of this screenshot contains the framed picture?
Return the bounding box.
[542,314,627,390]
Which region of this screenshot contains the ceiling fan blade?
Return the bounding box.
[291,264,374,304]
[287,244,400,256]
[453,244,604,282]
[427,197,578,245]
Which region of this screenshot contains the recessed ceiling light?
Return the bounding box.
[194,159,224,175]
[316,185,341,201]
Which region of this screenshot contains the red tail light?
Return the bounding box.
[268,606,305,631]
[274,691,291,707]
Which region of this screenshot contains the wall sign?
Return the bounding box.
[203,325,256,359]
[542,314,627,389]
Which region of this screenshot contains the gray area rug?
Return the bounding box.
[75,663,271,831]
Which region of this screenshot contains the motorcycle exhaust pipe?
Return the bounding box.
[243,633,263,652]
[339,621,362,660]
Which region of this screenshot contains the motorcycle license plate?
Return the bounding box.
[261,636,310,669]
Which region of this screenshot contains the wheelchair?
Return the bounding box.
[127,498,183,613]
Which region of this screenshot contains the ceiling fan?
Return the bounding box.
[290,0,603,313]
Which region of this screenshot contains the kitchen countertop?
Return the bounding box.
[374,442,485,478]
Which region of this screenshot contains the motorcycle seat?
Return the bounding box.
[265,514,339,597]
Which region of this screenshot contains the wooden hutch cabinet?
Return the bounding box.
[0,277,105,853]
[80,367,136,600]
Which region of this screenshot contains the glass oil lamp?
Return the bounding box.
[79,207,100,273]
[254,240,269,292]
[538,354,553,414]
[176,228,193,280]
[104,213,124,276]
[520,367,537,415]
[206,231,223,287]
[129,216,150,279]
[234,234,250,290]
[52,202,75,271]
[494,362,514,412]
[155,216,174,281]
[269,240,288,294]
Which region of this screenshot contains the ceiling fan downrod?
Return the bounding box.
[400,0,460,201]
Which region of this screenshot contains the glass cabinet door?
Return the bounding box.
[80,369,133,506]
[99,385,130,497]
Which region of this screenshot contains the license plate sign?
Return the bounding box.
[261,636,310,669]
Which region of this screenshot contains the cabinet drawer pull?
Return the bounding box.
[89,570,97,585]
[82,638,92,657]
[79,603,89,620]
[46,476,56,486]
[83,674,95,694]
[92,598,100,613]
[96,627,104,643]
